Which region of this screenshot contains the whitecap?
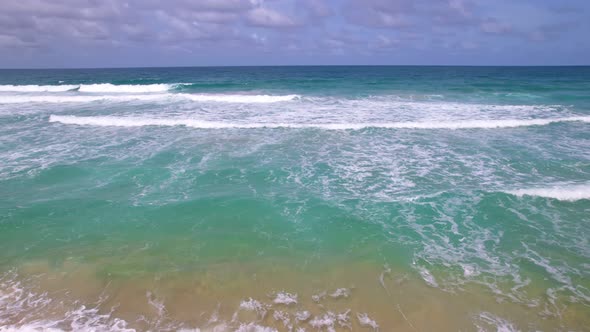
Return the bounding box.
[77,83,177,93]
[47,115,590,130]
[180,93,300,103]
[0,84,79,92]
[0,93,299,104]
[505,183,590,201]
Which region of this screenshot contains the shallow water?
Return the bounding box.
[0,66,589,331]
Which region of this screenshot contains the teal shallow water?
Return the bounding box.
[0,66,589,331]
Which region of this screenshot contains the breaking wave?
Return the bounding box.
[1,94,170,104]
[77,83,179,93]
[180,94,300,103]
[0,93,300,104]
[0,83,300,104]
[49,115,590,130]
[0,83,184,93]
[505,183,590,201]
[0,84,80,92]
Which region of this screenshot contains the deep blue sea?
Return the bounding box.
[0,66,589,331]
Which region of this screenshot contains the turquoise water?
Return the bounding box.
[0,66,589,331]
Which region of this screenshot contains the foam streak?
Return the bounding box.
[49,115,590,130]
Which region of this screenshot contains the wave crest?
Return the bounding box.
[505,184,590,201]
[180,94,300,103]
[0,84,300,103]
[77,83,177,93]
[0,83,186,93]
[0,84,79,92]
[49,115,590,130]
[0,93,299,104]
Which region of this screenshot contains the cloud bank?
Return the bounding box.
[0,0,588,67]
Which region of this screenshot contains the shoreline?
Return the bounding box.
[2,259,588,331]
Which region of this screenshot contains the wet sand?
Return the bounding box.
[2,258,588,331]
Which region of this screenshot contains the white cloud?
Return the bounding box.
[0,0,587,65]
[246,7,299,28]
[0,34,38,48]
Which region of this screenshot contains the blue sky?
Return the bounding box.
[1,0,589,68]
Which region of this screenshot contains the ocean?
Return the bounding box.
[0,66,589,331]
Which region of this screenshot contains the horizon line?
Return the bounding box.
[1,64,589,70]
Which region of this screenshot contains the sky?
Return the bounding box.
[0,0,589,68]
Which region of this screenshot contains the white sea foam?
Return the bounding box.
[0,93,299,104]
[311,291,326,303]
[0,83,182,93]
[356,313,379,330]
[272,310,291,328]
[461,264,479,277]
[0,94,172,104]
[475,312,519,332]
[336,310,352,329]
[49,115,590,130]
[309,312,336,331]
[0,271,134,332]
[78,83,177,93]
[329,288,351,299]
[417,266,438,288]
[294,311,311,322]
[146,291,166,317]
[181,94,300,103]
[235,323,278,332]
[239,298,270,319]
[0,84,80,92]
[506,184,590,201]
[272,292,297,305]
